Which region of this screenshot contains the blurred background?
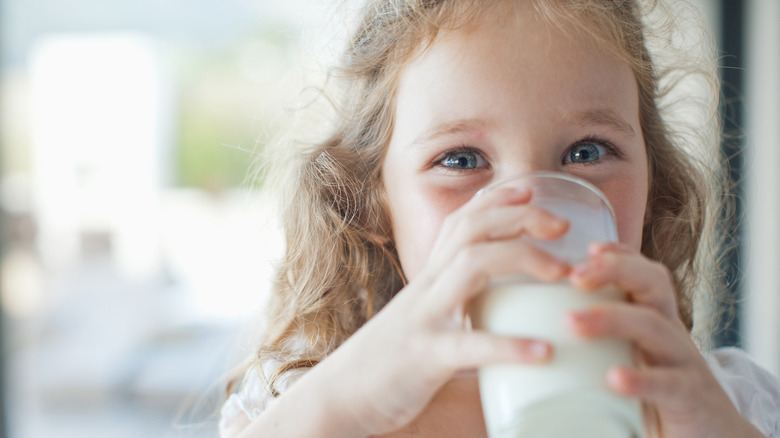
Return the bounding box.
[0,0,338,436]
[0,0,777,437]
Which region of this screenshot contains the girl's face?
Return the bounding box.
[382,6,649,281]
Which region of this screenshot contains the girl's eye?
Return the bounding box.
[438,149,487,170]
[563,141,612,165]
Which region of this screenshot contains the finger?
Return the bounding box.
[586,241,634,257]
[441,185,555,246]
[428,239,569,311]
[436,204,569,253]
[435,331,553,372]
[429,204,569,278]
[425,187,529,269]
[568,250,679,321]
[564,303,693,365]
[474,205,569,242]
[607,366,697,411]
[462,186,532,214]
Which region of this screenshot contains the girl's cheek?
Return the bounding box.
[425,182,478,215]
[411,183,470,250]
[604,190,646,250]
[392,182,475,280]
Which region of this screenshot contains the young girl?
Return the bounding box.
[220,0,780,436]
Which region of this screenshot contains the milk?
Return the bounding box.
[472,281,643,437]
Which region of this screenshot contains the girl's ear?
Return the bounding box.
[643,201,653,225]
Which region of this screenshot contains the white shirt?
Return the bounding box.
[704,347,780,437]
[220,347,780,437]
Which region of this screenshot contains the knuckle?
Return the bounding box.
[441,211,464,233]
[644,307,668,334]
[457,214,479,236]
[599,251,620,271]
[404,332,429,360]
[439,216,457,236]
[590,306,617,333]
[670,371,696,403]
[651,261,674,284]
[434,335,464,369]
[524,246,563,280]
[445,212,484,243]
[455,244,484,267]
[527,207,553,227]
[448,249,489,283]
[535,207,559,223]
[415,269,437,288]
[515,244,539,269]
[455,266,488,295]
[439,248,491,296]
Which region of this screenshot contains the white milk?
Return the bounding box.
[471,281,643,438]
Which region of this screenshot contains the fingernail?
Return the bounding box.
[607,367,637,394]
[566,310,591,326]
[548,260,569,280]
[474,186,529,200]
[552,217,568,230]
[529,341,550,358]
[508,187,531,198]
[588,242,606,256]
[570,263,588,278]
[569,262,592,286]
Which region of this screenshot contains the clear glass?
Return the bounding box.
[470,172,644,438]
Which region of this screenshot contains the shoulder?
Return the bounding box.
[218,361,308,438]
[219,399,251,438]
[219,366,271,438]
[704,347,780,437]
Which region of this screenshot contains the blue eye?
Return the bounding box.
[563,141,609,164]
[439,150,485,170]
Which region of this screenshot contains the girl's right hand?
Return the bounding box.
[306,186,570,437]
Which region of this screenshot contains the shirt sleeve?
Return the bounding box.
[219,393,252,438]
[218,361,308,438]
[704,347,780,437]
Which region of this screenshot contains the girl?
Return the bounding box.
[220,0,780,436]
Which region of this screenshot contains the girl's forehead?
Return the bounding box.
[391,2,641,152]
[400,4,636,102]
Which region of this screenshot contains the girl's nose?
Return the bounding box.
[496,157,562,181]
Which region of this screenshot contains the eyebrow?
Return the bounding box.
[565,108,636,136]
[411,109,635,147]
[411,118,490,147]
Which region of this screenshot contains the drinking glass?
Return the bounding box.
[470,172,643,438]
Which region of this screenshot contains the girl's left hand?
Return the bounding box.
[566,242,765,438]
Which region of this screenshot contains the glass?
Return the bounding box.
[470,172,643,438]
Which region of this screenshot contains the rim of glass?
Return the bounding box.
[484,171,617,222]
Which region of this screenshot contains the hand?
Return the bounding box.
[566,242,764,438]
[309,186,570,437]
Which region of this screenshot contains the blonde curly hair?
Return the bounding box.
[229,0,724,398]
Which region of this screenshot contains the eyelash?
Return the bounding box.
[432,146,488,172]
[432,137,622,171]
[564,136,623,165]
